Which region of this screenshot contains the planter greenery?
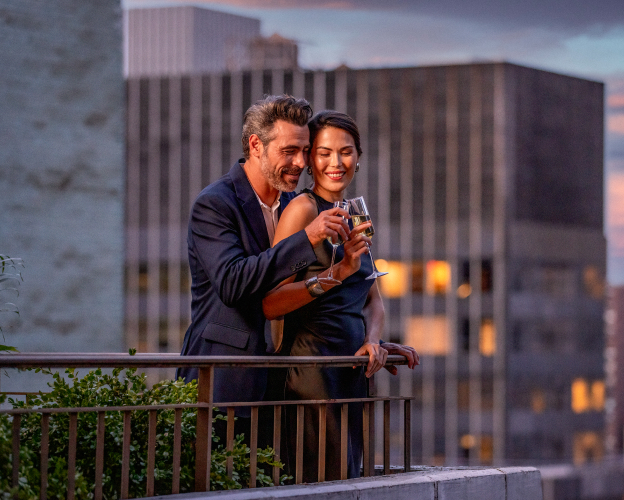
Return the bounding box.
[1,352,287,498]
[0,255,23,353]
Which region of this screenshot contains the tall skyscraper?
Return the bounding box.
[124,63,605,465]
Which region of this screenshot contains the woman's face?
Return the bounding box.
[310,126,358,201]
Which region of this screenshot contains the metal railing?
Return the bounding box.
[0,353,412,499]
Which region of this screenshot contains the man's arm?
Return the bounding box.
[190,194,317,308]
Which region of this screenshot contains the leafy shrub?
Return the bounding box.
[0,255,23,353]
[0,358,286,498]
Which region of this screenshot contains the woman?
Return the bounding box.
[262,110,388,482]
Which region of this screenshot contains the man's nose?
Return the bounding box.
[293,150,306,167]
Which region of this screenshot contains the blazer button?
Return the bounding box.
[290,265,296,271]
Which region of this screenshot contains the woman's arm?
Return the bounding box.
[262,195,371,320]
[354,282,387,377]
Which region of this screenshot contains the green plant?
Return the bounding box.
[0,352,288,498]
[0,255,23,353]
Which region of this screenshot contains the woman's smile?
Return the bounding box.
[326,170,346,180]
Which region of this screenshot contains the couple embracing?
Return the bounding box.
[177,95,419,482]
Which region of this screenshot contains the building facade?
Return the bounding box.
[0,0,125,359]
[125,63,605,465]
[124,7,298,77]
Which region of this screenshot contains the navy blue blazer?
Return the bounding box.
[178,161,317,407]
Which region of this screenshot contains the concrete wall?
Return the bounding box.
[0,0,125,378]
[160,467,542,500]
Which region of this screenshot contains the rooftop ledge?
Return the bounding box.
[160,467,542,500]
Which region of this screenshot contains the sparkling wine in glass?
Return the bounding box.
[347,196,388,280]
[318,200,349,285]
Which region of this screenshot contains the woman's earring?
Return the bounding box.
[307,166,313,175]
[355,162,360,172]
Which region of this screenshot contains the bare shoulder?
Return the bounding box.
[274,193,318,245]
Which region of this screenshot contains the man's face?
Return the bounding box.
[259,120,310,192]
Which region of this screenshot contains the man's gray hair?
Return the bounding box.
[242,95,313,160]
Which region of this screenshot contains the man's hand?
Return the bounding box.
[381,342,419,375]
[354,341,388,378]
[304,207,351,248]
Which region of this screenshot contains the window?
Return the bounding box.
[376,260,409,298]
[426,260,450,295]
[571,378,605,413]
[573,432,603,465]
[405,315,449,355]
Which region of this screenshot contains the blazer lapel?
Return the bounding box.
[230,161,271,251]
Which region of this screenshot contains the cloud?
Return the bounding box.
[126,0,624,32]
[610,115,624,135]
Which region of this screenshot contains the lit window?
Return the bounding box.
[405,315,449,355]
[583,266,605,299]
[460,434,477,449]
[479,318,496,356]
[457,283,471,298]
[573,431,603,465]
[571,378,590,413]
[376,260,409,298]
[591,380,605,411]
[531,389,546,414]
[480,435,493,464]
[571,379,605,413]
[426,260,451,295]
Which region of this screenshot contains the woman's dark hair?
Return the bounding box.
[308,110,363,156]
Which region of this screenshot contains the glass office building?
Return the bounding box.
[125,63,605,465]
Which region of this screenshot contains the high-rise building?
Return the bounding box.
[124,63,605,465]
[124,7,298,77]
[606,285,624,456]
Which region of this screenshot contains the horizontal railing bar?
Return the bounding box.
[0,354,409,369]
[0,396,415,415]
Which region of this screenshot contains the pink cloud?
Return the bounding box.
[609,114,624,135]
[608,171,624,257]
[608,94,624,107]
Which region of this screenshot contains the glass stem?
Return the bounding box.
[328,244,338,279]
[367,244,378,272]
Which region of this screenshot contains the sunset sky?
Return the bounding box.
[124,0,624,284]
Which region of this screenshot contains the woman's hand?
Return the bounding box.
[354,341,388,378]
[381,342,420,375]
[335,223,372,281]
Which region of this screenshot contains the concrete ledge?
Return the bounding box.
[161,467,542,500]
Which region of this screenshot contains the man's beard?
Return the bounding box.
[260,151,302,192]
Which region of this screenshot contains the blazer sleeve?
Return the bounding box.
[189,192,317,308]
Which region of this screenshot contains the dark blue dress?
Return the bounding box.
[282,189,374,482]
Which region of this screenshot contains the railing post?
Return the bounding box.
[363,401,375,477]
[272,405,282,486]
[195,366,214,492]
[404,399,411,472]
[384,400,390,475]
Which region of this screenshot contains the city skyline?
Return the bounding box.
[123,0,624,285]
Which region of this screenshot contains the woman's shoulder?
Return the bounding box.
[283,191,318,218]
[274,192,318,243]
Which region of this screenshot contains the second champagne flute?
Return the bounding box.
[347,196,388,280]
[317,200,349,285]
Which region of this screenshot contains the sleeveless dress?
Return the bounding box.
[282,189,375,482]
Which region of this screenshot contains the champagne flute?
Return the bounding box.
[318,201,349,285]
[347,196,388,280]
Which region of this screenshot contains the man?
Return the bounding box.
[177,95,353,408]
